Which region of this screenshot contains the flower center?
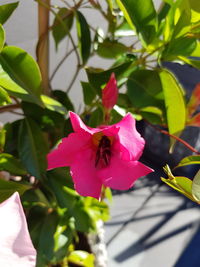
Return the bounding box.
[94,135,112,168]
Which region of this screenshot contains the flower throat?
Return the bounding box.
[95,135,111,168]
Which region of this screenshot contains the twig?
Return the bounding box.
[66,66,81,93]
[146,120,200,155]
[50,47,76,81]
[0,104,21,113]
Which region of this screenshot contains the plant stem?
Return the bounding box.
[0,104,21,113]
[37,0,50,95]
[146,120,200,155]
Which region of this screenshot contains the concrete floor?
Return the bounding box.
[105,172,200,267]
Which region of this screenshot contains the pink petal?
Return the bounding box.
[114,113,145,161]
[47,132,91,170]
[69,111,98,134]
[102,73,118,110]
[98,155,153,190]
[70,149,102,199]
[0,192,36,267]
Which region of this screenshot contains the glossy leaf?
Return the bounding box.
[97,39,129,59]
[36,212,58,266]
[76,11,91,64]
[116,0,157,44]
[161,176,196,202]
[175,155,200,168]
[0,127,6,151]
[0,46,43,106]
[81,81,96,105]
[0,153,27,175]
[41,94,67,115]
[127,70,164,109]
[52,8,74,50]
[88,107,104,127]
[68,250,94,267]
[162,37,197,59]
[179,56,200,70]
[0,178,31,203]
[86,61,135,94]
[192,169,200,202]
[0,24,5,52]
[159,69,186,136]
[140,106,163,124]
[18,118,48,179]
[0,85,11,105]
[0,2,19,24]
[53,90,74,111]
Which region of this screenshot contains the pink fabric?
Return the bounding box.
[0,192,36,267]
[47,112,153,199]
[102,73,118,110]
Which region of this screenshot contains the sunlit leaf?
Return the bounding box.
[68,250,94,267]
[0,153,27,175]
[0,85,11,105]
[0,24,5,52]
[0,46,43,106]
[97,39,129,59]
[116,0,157,44]
[192,169,200,202]
[175,155,200,168]
[41,94,67,115]
[159,69,186,136]
[0,179,31,203]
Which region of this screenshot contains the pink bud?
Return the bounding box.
[102,73,118,111]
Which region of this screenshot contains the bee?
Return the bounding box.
[95,135,111,168]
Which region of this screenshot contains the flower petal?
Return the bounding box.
[70,149,102,199]
[69,111,98,134]
[0,192,36,267]
[98,155,153,190]
[114,113,145,161]
[47,132,91,170]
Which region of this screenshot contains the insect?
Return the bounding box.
[95,135,112,168]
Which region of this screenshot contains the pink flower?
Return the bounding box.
[0,192,36,267]
[102,73,118,111]
[47,112,153,199]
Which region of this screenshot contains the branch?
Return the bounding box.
[146,120,200,155]
[0,104,21,113]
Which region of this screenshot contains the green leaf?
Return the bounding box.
[139,106,163,124]
[0,24,5,52]
[178,56,200,70]
[52,8,74,50]
[53,90,74,111]
[0,127,6,151]
[116,0,157,44]
[192,170,200,202]
[159,69,186,136]
[0,85,11,105]
[41,94,67,115]
[97,39,129,59]
[162,37,197,59]
[76,11,91,64]
[0,153,27,175]
[161,176,196,202]
[18,118,48,179]
[0,2,19,24]
[36,212,59,266]
[86,61,135,94]
[0,46,43,106]
[175,155,200,168]
[0,179,31,203]
[127,70,164,109]
[88,107,104,128]
[68,251,94,267]
[81,82,96,105]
